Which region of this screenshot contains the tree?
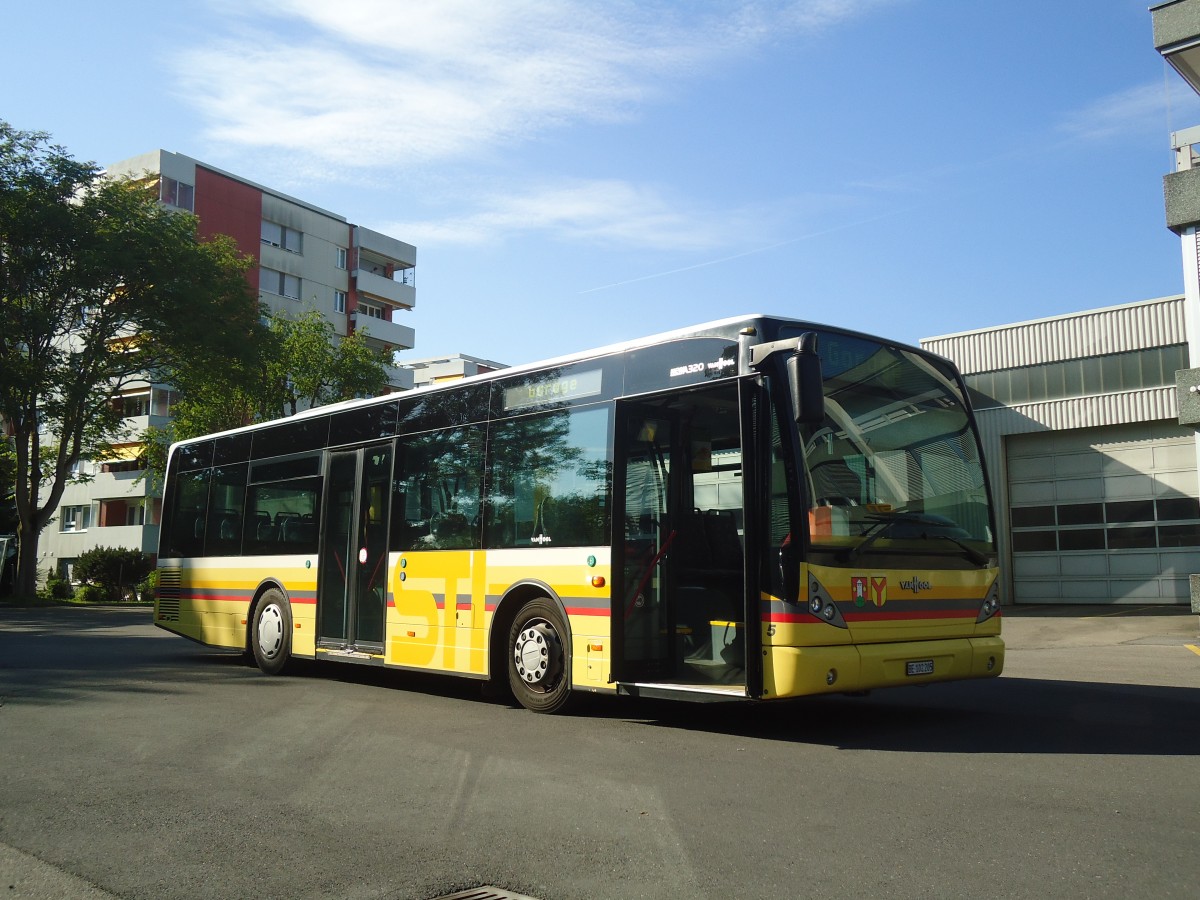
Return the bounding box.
[0,122,266,597]
[269,309,392,418]
[142,308,391,483]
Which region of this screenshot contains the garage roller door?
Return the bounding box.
[1007,422,1200,605]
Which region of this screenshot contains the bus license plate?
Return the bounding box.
[906,659,934,676]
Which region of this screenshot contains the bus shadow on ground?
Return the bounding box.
[274,659,1200,758]
[630,677,1200,756]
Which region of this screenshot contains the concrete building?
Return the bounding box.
[106,150,417,383]
[1154,0,1200,614]
[923,296,1197,607]
[403,354,508,388]
[38,151,418,581]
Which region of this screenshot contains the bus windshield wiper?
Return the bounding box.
[839,511,986,565]
[838,511,924,564]
[925,533,990,566]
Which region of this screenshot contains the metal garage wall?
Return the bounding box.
[1006,422,1199,605]
[921,296,1186,374]
[973,388,1180,604]
[922,296,1190,606]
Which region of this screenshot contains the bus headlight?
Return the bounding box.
[976,582,1002,623]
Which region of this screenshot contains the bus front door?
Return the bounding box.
[613,384,751,694]
[317,444,392,654]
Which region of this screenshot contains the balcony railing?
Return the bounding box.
[353,268,416,310]
[351,313,415,351]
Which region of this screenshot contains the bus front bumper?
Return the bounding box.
[763,636,1004,699]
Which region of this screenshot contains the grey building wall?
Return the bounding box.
[923,296,1192,605]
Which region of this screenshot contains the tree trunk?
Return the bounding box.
[13,524,41,599]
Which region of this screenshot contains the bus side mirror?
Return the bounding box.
[788,333,825,425]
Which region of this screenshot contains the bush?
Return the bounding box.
[73,546,154,603]
[36,569,75,603]
[74,582,112,604]
[136,568,159,603]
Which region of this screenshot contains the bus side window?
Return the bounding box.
[485,406,610,549]
[165,469,211,558]
[245,478,321,555]
[392,426,485,552]
[203,463,248,557]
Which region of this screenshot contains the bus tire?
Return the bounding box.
[507,597,573,714]
[251,588,293,676]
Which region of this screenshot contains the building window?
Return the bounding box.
[152,388,177,417]
[260,267,301,300]
[115,393,150,418]
[260,220,302,254]
[334,290,347,313]
[160,177,194,212]
[336,247,347,269]
[966,344,1188,410]
[358,300,386,320]
[60,505,91,533]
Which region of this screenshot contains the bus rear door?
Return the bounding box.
[317,444,393,655]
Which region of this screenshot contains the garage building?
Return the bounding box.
[922,295,1198,606]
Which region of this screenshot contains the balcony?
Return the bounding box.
[1153,0,1200,94]
[382,363,416,391]
[350,311,415,351]
[1165,125,1200,233]
[354,226,416,269]
[353,268,416,310]
[91,470,154,500]
[58,524,160,558]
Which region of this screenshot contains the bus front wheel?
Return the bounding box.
[507,597,573,713]
[251,588,293,675]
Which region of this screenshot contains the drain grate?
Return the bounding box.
[430,889,541,900]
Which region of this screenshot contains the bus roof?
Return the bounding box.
[164,312,942,454]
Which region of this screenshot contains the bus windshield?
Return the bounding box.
[792,329,994,563]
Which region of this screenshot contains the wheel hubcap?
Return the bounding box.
[513,620,562,690]
[257,604,284,659]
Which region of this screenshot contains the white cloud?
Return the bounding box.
[1058,80,1200,141]
[382,178,736,251]
[175,1,895,252]
[179,0,896,168]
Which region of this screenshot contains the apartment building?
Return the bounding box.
[38,151,418,580]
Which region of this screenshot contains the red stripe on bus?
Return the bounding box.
[842,609,977,622]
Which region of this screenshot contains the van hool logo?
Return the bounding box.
[900,576,932,594]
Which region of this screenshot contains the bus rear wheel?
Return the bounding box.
[507,597,573,714]
[251,588,293,675]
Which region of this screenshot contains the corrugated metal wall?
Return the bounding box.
[974,388,1180,603]
[921,298,1190,605]
[922,295,1186,374]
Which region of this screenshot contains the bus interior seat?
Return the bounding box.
[282,517,316,546]
[255,514,274,541]
[217,512,239,541]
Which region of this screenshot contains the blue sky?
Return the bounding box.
[5,0,1199,367]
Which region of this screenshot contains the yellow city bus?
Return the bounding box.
[154,314,1003,712]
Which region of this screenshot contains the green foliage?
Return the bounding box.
[74,583,112,604]
[136,567,159,602]
[0,440,15,535]
[72,546,154,602]
[36,569,74,602]
[143,308,391,483]
[0,120,267,597]
[270,309,391,416]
